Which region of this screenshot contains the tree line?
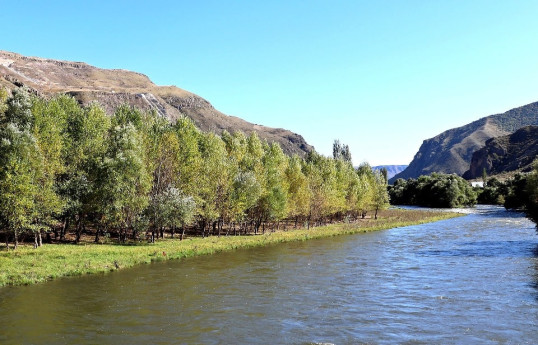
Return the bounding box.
[388,164,538,228]
[472,167,538,228]
[0,87,389,249]
[388,173,478,208]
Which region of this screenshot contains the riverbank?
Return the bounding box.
[0,209,461,287]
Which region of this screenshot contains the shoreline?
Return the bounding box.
[0,209,462,287]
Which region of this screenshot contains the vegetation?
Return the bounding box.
[388,173,477,208]
[0,208,461,286]
[525,161,538,227]
[0,87,390,249]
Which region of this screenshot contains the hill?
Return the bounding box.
[372,165,408,180]
[0,50,312,156]
[390,101,538,183]
[462,125,538,179]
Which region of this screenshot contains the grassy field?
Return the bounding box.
[0,209,462,287]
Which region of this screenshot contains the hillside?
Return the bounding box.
[462,125,538,179]
[390,101,538,183]
[0,50,312,156]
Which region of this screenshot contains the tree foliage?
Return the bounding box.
[388,173,477,208]
[0,88,391,248]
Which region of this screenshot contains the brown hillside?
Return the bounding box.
[390,101,538,182]
[0,50,313,156]
[463,125,538,179]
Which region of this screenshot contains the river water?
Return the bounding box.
[1,205,537,344]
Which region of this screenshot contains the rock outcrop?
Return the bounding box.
[462,125,538,179]
[390,102,538,183]
[0,50,313,156]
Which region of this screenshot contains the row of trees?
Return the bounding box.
[388,173,478,208]
[474,166,538,228]
[387,164,538,228]
[0,88,390,249]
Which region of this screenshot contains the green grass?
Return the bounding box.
[0,209,461,287]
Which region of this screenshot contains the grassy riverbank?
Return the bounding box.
[0,209,461,287]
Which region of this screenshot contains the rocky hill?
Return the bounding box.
[0,50,312,156]
[390,101,538,183]
[462,125,538,179]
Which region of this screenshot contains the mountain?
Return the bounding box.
[372,165,408,180]
[0,50,312,156]
[462,125,538,179]
[390,101,538,183]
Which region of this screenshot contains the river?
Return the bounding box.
[1,205,537,344]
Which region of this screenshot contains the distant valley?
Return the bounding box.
[372,165,408,180]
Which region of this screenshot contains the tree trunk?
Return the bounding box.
[180,225,185,241]
[95,227,100,243]
[75,217,82,244]
[60,217,70,241]
[34,232,38,249]
[374,207,379,220]
[14,228,18,250]
[5,235,8,250]
[38,230,43,247]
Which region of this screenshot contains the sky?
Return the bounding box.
[2,0,538,166]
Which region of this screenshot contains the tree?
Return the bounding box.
[332,139,352,163]
[371,170,390,219]
[258,142,289,231]
[58,101,110,243]
[0,88,39,249]
[30,95,71,246]
[99,112,151,242]
[196,132,232,236]
[285,155,310,227]
[524,160,538,228]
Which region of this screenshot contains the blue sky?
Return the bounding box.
[2,1,538,165]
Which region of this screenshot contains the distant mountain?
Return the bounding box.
[390,101,538,183]
[372,165,408,180]
[462,125,538,179]
[0,50,313,156]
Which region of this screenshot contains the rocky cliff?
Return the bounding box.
[390,101,538,183]
[462,125,538,179]
[0,50,313,156]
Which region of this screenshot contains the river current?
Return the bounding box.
[1,205,537,344]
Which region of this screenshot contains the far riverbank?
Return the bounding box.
[0,209,461,287]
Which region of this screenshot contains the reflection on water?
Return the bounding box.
[0,205,537,344]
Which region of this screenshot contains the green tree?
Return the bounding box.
[285,155,310,227]
[0,88,39,249]
[59,101,110,243]
[197,132,232,236]
[371,170,390,219]
[30,95,71,246]
[100,112,151,242]
[524,160,538,228]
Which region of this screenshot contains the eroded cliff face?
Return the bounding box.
[0,50,313,156]
[390,102,538,183]
[462,126,538,179]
